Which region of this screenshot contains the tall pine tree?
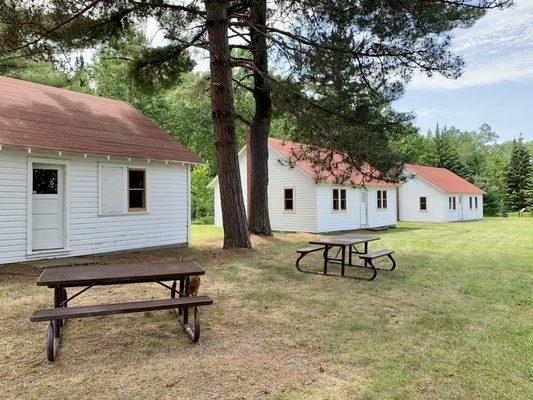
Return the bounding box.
[422,126,468,177]
[505,136,532,211]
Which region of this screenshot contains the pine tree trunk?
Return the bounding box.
[204,0,251,248]
[248,0,273,236]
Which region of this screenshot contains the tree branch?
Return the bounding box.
[9,0,103,52]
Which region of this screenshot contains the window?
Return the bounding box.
[475,196,478,209]
[469,196,473,209]
[128,169,146,211]
[449,196,456,210]
[377,190,388,210]
[332,188,347,211]
[33,169,58,194]
[419,196,427,211]
[284,188,294,211]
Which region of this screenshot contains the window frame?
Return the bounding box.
[449,196,456,211]
[377,190,388,211]
[128,168,147,213]
[332,188,347,212]
[419,196,428,211]
[283,187,295,212]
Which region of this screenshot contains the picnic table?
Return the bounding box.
[296,234,396,280]
[30,262,213,362]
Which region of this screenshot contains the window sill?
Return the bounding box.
[27,248,70,257]
[283,210,296,214]
[98,211,149,217]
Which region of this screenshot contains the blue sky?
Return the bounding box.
[395,0,533,142]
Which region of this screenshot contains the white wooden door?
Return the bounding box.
[458,196,464,220]
[360,191,368,226]
[32,164,65,251]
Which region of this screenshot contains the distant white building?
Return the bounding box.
[209,137,397,233]
[0,77,202,265]
[398,164,485,222]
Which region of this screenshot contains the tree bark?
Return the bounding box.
[204,0,251,248]
[248,0,273,236]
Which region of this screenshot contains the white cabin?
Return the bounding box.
[210,138,397,233]
[0,77,202,265]
[398,164,484,222]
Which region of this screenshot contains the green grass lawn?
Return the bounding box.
[1,219,532,399]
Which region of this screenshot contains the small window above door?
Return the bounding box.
[33,169,58,194]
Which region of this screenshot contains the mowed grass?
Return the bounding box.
[1,219,532,399]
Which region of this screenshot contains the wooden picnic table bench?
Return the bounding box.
[30,262,213,362]
[296,234,396,280]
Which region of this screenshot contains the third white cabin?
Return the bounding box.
[398,164,485,222]
[210,137,397,233]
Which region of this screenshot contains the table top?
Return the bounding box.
[331,234,380,241]
[37,262,205,287]
[309,234,379,246]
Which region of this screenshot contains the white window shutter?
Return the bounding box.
[101,165,124,214]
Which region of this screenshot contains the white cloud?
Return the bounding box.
[409,0,533,91]
[416,108,451,118]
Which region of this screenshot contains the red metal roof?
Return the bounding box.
[268,137,395,186]
[405,164,486,194]
[0,76,202,163]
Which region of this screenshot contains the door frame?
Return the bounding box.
[27,157,70,256]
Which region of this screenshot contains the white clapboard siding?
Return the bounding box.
[214,146,318,232]
[0,147,190,265]
[266,146,318,232]
[316,185,361,233]
[399,173,483,222]
[366,187,398,228]
[399,175,447,222]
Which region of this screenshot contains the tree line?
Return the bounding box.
[0,0,517,248]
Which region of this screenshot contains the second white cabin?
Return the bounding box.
[210,138,397,233]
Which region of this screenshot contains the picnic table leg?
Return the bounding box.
[323,245,330,275]
[365,260,378,281]
[183,276,190,325]
[46,286,64,362]
[175,276,200,343]
[341,245,346,277]
[171,280,177,299]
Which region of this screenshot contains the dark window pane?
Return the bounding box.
[383,191,387,208]
[420,197,427,210]
[284,189,293,210]
[285,198,293,210]
[284,188,293,200]
[129,170,145,189]
[33,169,58,194]
[129,190,144,209]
